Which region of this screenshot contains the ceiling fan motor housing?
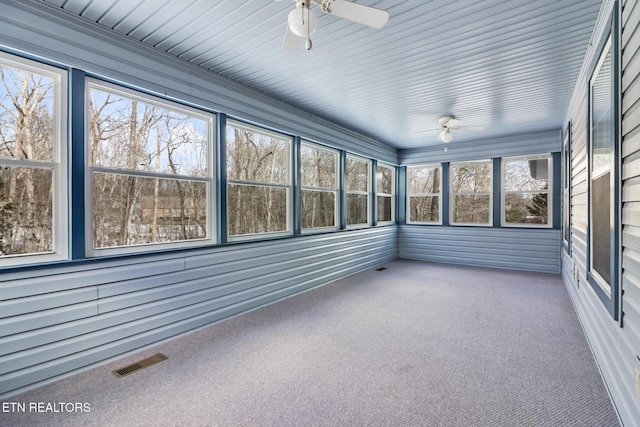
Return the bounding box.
[288,1,317,37]
[439,116,454,128]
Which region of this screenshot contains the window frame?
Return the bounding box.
[501,154,553,228]
[345,154,371,228]
[0,52,68,268]
[85,78,215,256]
[406,164,442,225]
[300,140,339,233]
[225,119,293,241]
[562,124,572,252]
[586,2,621,321]
[449,159,493,226]
[376,162,396,225]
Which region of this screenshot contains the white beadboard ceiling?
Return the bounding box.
[39,0,602,149]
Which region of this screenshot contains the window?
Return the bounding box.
[376,163,395,223]
[226,121,291,239]
[587,4,619,320]
[87,80,214,254]
[0,52,67,267]
[590,38,613,290]
[300,141,338,231]
[407,164,441,224]
[345,155,371,227]
[450,160,492,225]
[502,155,552,227]
[563,125,572,250]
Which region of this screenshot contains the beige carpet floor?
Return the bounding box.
[0,260,620,426]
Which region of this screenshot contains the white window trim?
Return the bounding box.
[376,162,395,225]
[85,78,216,256]
[501,154,553,228]
[346,154,371,229]
[406,164,442,225]
[300,141,339,233]
[450,159,493,226]
[226,119,293,241]
[0,52,68,268]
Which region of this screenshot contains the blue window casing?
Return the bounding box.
[552,151,562,230]
[492,158,501,228]
[562,123,572,253]
[217,113,228,244]
[397,166,406,224]
[70,68,86,260]
[339,150,347,230]
[442,163,450,226]
[371,159,378,227]
[585,1,620,321]
[292,136,302,236]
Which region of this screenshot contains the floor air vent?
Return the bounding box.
[112,353,168,378]
[375,267,387,271]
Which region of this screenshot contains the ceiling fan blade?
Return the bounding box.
[283,24,301,52]
[446,118,462,128]
[412,128,441,135]
[458,126,486,131]
[326,0,389,28]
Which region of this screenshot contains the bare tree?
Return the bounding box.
[227,127,288,236]
[451,163,491,223]
[90,86,212,248]
[0,66,54,255]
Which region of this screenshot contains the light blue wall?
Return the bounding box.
[561,0,640,425]
[398,130,562,273]
[0,228,397,398]
[399,129,560,164]
[399,226,560,273]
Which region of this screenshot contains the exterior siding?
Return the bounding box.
[0,227,397,398]
[399,226,560,273]
[563,0,640,425]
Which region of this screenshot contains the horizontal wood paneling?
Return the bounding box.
[0,1,397,164]
[0,258,186,300]
[399,130,560,165]
[0,288,97,319]
[0,227,397,398]
[0,302,98,338]
[31,0,601,151]
[398,225,561,273]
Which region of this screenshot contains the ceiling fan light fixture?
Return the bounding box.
[288,3,317,38]
[439,129,453,143]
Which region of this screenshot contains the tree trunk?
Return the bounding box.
[152,114,161,243]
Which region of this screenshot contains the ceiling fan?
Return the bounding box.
[416,116,485,143]
[278,0,390,51]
